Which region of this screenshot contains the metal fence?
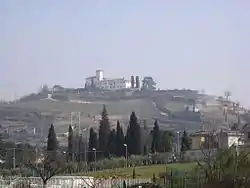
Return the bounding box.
[0,176,151,188]
[2,175,249,188]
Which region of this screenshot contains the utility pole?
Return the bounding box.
[70,112,73,126]
[35,148,38,176]
[13,148,16,169]
[78,112,81,163]
[78,112,81,134]
[176,132,179,154]
[33,148,38,176]
[84,130,88,163]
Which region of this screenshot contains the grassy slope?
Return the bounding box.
[7,98,158,118]
[82,163,196,179]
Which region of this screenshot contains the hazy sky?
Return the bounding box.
[1,1,250,105]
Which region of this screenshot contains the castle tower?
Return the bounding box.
[96,69,104,81]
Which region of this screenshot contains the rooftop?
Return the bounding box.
[190,130,210,136]
[102,78,128,81]
[219,129,243,136]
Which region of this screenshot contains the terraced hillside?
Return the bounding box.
[0,90,242,148]
[1,90,233,134]
[153,94,202,121]
[0,97,160,139]
[0,106,54,127]
[5,98,159,120]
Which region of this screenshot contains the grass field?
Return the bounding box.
[84,163,196,179]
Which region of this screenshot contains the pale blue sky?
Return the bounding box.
[1,1,250,105]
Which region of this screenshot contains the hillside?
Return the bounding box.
[0,89,238,144]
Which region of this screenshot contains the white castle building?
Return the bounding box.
[85,70,131,90]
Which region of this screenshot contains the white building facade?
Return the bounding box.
[217,130,244,149]
[85,70,131,90]
[95,78,131,90]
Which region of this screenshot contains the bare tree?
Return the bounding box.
[197,132,250,188]
[26,151,68,188]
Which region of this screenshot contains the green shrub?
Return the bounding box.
[132,167,136,179]
[152,173,156,183]
[1,169,11,177]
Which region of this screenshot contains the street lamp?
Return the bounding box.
[92,148,96,171]
[124,144,128,168]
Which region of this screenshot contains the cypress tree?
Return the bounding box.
[107,129,117,157]
[98,105,110,158]
[123,180,126,188]
[67,125,73,161]
[180,130,191,159]
[143,145,147,156]
[47,124,58,151]
[152,173,156,183]
[116,121,125,157]
[131,76,135,88]
[125,112,141,155]
[159,131,172,152]
[132,167,136,179]
[78,134,83,162]
[88,128,98,162]
[73,135,79,161]
[151,120,160,153]
[135,76,140,88]
[47,124,58,161]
